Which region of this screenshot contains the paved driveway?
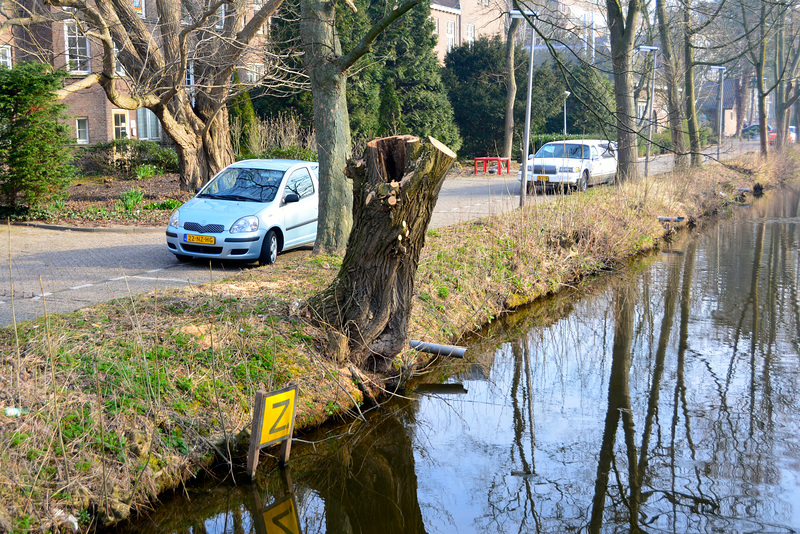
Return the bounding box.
[0,139,761,326]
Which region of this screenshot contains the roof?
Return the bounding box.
[431,0,460,11]
[696,78,737,111]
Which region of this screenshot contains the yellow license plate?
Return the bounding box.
[185,234,215,245]
[537,175,549,182]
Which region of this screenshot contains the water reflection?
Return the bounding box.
[122,187,800,533]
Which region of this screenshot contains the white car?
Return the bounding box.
[518,140,618,193]
[166,159,319,265]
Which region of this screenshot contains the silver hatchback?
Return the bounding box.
[166,159,319,264]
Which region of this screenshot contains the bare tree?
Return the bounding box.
[1,0,307,190]
[503,17,521,159]
[300,0,421,255]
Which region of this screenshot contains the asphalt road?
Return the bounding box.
[0,139,761,326]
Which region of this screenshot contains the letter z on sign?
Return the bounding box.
[259,385,298,448]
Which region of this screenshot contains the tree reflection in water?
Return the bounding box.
[119,187,800,533]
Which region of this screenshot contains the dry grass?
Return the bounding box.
[0,149,796,531]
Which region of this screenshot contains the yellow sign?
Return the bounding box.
[262,496,301,534]
[259,385,298,448]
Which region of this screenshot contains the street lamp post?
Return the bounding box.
[510,9,537,207]
[638,45,658,179]
[710,65,725,161]
[563,91,570,137]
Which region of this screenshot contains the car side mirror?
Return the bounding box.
[195,187,202,194]
[284,193,300,204]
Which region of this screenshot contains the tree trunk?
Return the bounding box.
[606,0,640,182]
[502,18,521,159]
[735,67,752,137]
[308,135,456,374]
[301,0,354,255]
[162,104,234,192]
[682,2,702,168]
[655,0,688,172]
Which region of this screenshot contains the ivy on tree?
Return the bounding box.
[0,62,75,209]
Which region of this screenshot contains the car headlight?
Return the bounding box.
[559,166,581,173]
[169,210,180,228]
[230,216,259,233]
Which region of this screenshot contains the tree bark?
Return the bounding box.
[734,67,752,137]
[682,0,702,168]
[301,0,354,254]
[502,18,521,159]
[299,0,420,255]
[606,0,641,182]
[655,0,688,172]
[308,135,456,374]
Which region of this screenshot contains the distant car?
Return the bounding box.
[517,140,617,193]
[166,159,319,264]
[742,124,775,142]
[789,126,797,143]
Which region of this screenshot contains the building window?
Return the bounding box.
[113,42,127,76]
[137,108,161,140]
[466,24,475,44]
[432,17,439,35]
[245,63,265,83]
[113,110,128,139]
[216,4,226,29]
[637,102,647,121]
[446,21,455,52]
[0,46,11,68]
[75,118,89,144]
[65,22,91,73]
[132,0,145,18]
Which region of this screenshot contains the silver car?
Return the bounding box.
[166,159,318,264]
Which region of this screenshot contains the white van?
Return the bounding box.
[517,139,618,193]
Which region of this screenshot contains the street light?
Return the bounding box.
[637,45,658,178]
[710,65,725,161]
[510,9,537,207]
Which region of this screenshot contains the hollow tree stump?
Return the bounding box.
[308,135,456,374]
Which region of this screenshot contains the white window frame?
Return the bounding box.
[216,4,226,29]
[0,45,11,68]
[245,63,265,83]
[637,102,647,121]
[113,42,127,76]
[64,21,91,74]
[113,110,129,139]
[432,17,439,35]
[137,108,161,140]
[75,118,89,144]
[466,24,475,44]
[446,21,455,52]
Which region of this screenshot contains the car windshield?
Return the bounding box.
[199,168,284,202]
[535,143,590,159]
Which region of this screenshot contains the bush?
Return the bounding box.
[0,62,75,208]
[75,139,178,177]
[119,187,145,211]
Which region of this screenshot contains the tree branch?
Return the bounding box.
[337,0,421,73]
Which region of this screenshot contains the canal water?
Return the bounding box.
[127,186,800,533]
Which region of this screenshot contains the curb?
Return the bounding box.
[9,221,164,234]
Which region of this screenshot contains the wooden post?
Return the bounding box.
[247,390,267,479]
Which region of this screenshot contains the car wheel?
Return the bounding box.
[175,254,192,263]
[578,172,588,192]
[259,230,279,265]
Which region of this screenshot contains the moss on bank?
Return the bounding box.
[0,151,797,532]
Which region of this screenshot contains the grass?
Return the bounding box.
[0,149,797,531]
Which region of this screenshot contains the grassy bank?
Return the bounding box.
[1,150,797,532]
